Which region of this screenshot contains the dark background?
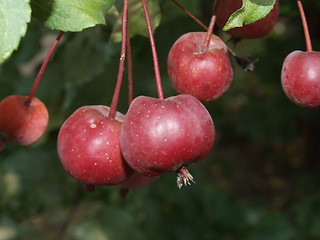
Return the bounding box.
[1,0,320,239]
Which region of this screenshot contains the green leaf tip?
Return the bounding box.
[223,0,276,31]
[0,0,31,63]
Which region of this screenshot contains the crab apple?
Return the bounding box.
[57,105,132,185]
[281,51,320,107]
[215,0,279,39]
[0,95,48,147]
[167,32,233,101]
[120,94,215,185]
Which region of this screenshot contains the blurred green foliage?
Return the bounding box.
[1,0,320,239]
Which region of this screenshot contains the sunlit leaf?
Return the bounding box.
[223,0,276,31]
[0,0,31,63]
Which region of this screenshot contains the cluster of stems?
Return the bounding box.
[109,0,165,116]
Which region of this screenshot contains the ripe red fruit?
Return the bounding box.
[120,94,215,183]
[0,95,48,146]
[215,0,279,39]
[57,105,132,185]
[281,51,320,107]
[167,32,233,101]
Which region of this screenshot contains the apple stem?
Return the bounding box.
[297,0,312,52]
[212,0,218,13]
[176,166,195,189]
[171,0,237,56]
[126,29,134,105]
[141,0,164,100]
[170,0,240,56]
[203,15,216,50]
[170,0,208,31]
[24,31,64,107]
[109,0,128,119]
[171,0,217,51]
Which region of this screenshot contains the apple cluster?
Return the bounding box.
[54,0,215,192]
[55,0,283,192]
[57,94,215,191]
[1,0,318,195]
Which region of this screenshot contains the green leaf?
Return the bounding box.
[30,0,116,32]
[223,0,276,31]
[247,212,296,240]
[0,0,31,63]
[63,28,117,86]
[110,0,161,42]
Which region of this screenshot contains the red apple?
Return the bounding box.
[281,50,320,107]
[120,94,215,182]
[57,105,132,185]
[167,32,233,101]
[0,95,48,146]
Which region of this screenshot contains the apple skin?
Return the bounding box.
[281,51,320,107]
[0,95,48,146]
[167,32,233,102]
[57,105,132,185]
[120,94,215,177]
[169,32,229,55]
[215,0,279,39]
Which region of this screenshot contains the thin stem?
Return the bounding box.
[212,0,218,15]
[109,0,128,118]
[171,0,208,31]
[203,15,216,50]
[297,0,312,52]
[25,31,64,107]
[141,0,164,100]
[126,29,133,105]
[226,45,237,57]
